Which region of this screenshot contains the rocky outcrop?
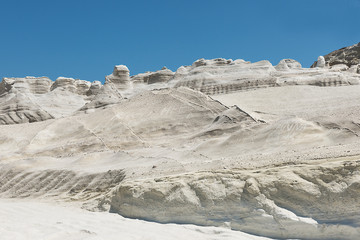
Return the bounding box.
[173,59,278,95]
[2,52,360,125]
[275,59,302,70]
[311,42,360,69]
[147,68,174,84]
[348,64,360,74]
[0,77,52,95]
[105,65,132,92]
[314,56,326,68]
[0,93,54,124]
[2,57,360,239]
[0,77,92,124]
[273,69,360,87]
[192,58,233,67]
[80,83,123,112]
[174,66,190,78]
[131,72,152,84]
[171,57,360,95]
[110,158,360,240]
[131,68,174,85]
[3,47,360,240]
[0,77,55,124]
[50,77,77,92]
[50,77,91,95]
[87,81,102,95]
[75,80,92,95]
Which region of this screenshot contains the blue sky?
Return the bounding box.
[0,0,359,82]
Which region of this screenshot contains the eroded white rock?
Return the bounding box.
[275,59,302,70]
[315,56,326,68]
[105,65,132,91]
[110,159,360,240]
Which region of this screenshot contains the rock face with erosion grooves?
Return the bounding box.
[105,65,132,92]
[275,59,302,70]
[2,43,360,240]
[110,158,360,240]
[0,77,54,124]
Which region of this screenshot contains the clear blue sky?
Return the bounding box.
[1,0,359,83]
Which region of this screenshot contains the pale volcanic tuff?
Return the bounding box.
[1,44,360,240]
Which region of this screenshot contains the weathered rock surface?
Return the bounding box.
[2,43,360,239]
[111,158,360,240]
[314,56,326,68]
[348,64,360,74]
[1,81,360,239]
[0,76,52,95]
[0,76,94,124]
[0,168,125,210]
[131,68,174,85]
[2,49,360,125]
[87,80,102,95]
[80,83,123,112]
[311,42,360,68]
[50,77,92,95]
[171,58,360,95]
[0,77,54,124]
[275,59,302,70]
[148,68,174,84]
[0,93,54,124]
[172,59,278,95]
[105,65,132,92]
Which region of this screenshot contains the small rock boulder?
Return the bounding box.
[275,59,302,70]
[315,56,326,68]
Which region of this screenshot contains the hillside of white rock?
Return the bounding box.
[1,42,360,240]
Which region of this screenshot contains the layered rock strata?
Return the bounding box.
[111,157,360,240]
[1,43,360,240]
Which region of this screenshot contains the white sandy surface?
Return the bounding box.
[0,199,271,240]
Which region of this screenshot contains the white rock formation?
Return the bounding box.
[111,158,360,240]
[51,77,91,95]
[171,59,278,95]
[51,77,77,92]
[2,49,360,239]
[75,79,92,95]
[0,77,54,124]
[168,57,360,95]
[330,64,349,71]
[0,76,52,95]
[348,64,360,74]
[87,80,102,95]
[315,56,326,68]
[131,68,175,85]
[147,68,174,84]
[275,59,302,70]
[80,83,122,112]
[0,76,94,124]
[105,65,132,92]
[174,66,189,78]
[3,56,358,125]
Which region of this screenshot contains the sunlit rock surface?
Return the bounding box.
[311,42,360,68]
[1,43,360,239]
[105,65,132,92]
